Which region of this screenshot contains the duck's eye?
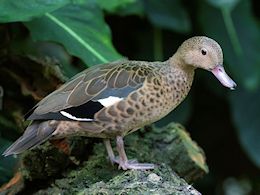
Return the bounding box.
[201,49,207,55]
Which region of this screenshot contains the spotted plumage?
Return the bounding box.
[3,36,236,170]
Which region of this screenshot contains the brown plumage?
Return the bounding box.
[3,36,236,170]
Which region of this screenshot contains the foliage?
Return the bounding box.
[199,0,260,167]
[0,0,259,193]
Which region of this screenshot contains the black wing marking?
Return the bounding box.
[27,100,104,121]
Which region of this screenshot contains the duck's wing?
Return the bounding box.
[26,60,155,121]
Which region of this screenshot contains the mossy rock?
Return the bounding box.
[35,164,201,195]
[1,123,207,194]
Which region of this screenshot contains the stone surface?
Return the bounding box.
[1,123,207,194]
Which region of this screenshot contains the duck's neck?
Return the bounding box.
[168,54,196,72]
[166,55,195,83]
[164,54,195,95]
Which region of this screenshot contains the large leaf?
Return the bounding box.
[25,2,122,66]
[0,0,70,22]
[95,0,138,13]
[143,0,191,33]
[229,89,260,168]
[96,0,144,16]
[112,0,144,16]
[207,0,240,10]
[199,0,260,90]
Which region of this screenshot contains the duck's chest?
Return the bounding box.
[125,66,194,124]
[157,67,194,110]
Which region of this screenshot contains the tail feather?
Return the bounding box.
[3,121,57,156]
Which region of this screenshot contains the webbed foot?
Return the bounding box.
[104,137,155,170]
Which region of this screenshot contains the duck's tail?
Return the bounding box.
[2,121,57,156]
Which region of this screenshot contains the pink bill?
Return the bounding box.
[211,65,237,90]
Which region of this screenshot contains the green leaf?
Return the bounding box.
[143,0,191,33]
[0,0,70,22]
[229,88,260,168]
[112,0,144,16]
[25,2,122,66]
[207,0,240,10]
[95,0,137,13]
[96,0,144,16]
[198,0,260,90]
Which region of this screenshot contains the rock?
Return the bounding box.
[1,123,207,194]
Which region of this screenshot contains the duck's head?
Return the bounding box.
[174,36,237,90]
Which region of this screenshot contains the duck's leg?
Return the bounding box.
[104,139,117,164]
[104,138,136,165]
[116,136,155,170]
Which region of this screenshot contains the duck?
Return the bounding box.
[3,36,236,170]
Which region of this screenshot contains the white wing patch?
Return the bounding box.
[60,111,93,121]
[97,96,123,107]
[60,96,122,121]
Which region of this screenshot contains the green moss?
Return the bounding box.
[6,123,206,194]
[79,164,200,195]
[21,142,70,180]
[21,137,92,180]
[36,162,200,195]
[124,123,208,181]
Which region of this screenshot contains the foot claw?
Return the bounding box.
[105,137,155,170]
[110,156,154,170]
[119,160,155,170]
[121,162,155,170]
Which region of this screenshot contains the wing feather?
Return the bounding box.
[26,60,156,120]
[85,76,106,95]
[34,92,71,115]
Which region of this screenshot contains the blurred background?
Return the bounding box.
[0,0,259,194]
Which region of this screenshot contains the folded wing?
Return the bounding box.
[26,61,154,121]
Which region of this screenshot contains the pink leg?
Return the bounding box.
[115,136,155,170]
[104,139,117,164]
